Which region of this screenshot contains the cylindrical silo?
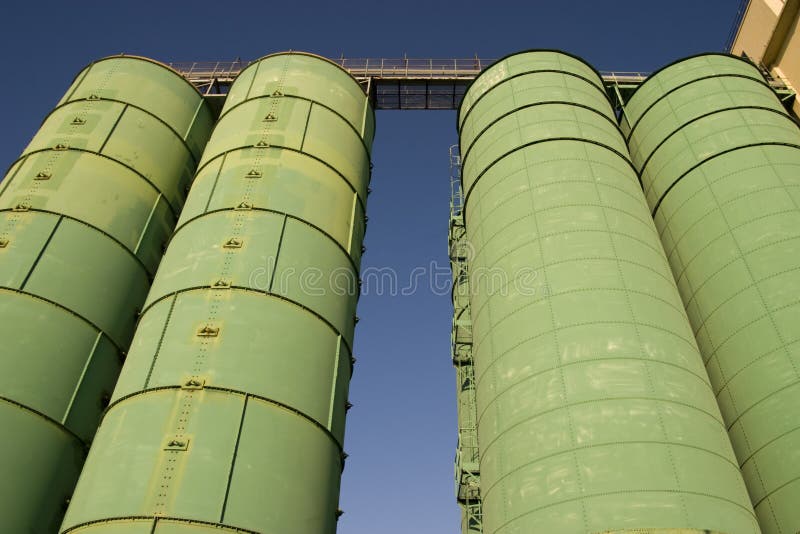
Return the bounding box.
[0,56,212,532]
[458,50,759,534]
[59,51,374,534]
[623,53,800,534]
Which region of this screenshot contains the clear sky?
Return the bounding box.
[0,1,742,532]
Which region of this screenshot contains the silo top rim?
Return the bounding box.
[456,48,606,129]
[624,52,761,107]
[237,51,372,99]
[82,54,209,98]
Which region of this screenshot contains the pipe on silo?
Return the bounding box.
[623,53,800,534]
[457,50,759,534]
[0,56,212,532]
[59,51,374,534]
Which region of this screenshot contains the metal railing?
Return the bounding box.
[168,57,653,84]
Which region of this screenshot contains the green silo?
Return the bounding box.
[458,50,759,534]
[59,51,373,534]
[0,56,212,532]
[623,53,800,534]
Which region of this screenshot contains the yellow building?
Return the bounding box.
[729,0,800,116]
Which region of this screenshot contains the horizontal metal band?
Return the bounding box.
[651,142,800,217]
[623,52,764,107]
[61,515,260,534]
[462,137,639,222]
[193,144,368,214]
[639,105,798,181]
[217,94,371,156]
[38,96,199,165]
[238,51,371,102]
[488,489,757,533]
[139,286,354,361]
[481,439,742,503]
[625,73,775,142]
[458,68,611,133]
[0,286,124,354]
[457,49,611,128]
[0,395,87,447]
[77,55,212,99]
[5,147,181,219]
[106,385,345,453]
[0,207,154,277]
[460,99,623,175]
[171,206,361,275]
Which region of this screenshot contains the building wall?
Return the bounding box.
[731,0,800,116]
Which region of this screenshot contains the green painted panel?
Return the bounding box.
[459,50,606,129]
[460,50,758,534]
[145,210,284,307]
[24,218,150,347]
[624,53,800,534]
[179,147,363,260]
[62,57,213,161]
[0,55,211,533]
[25,100,125,153]
[0,151,173,275]
[63,389,244,525]
[222,52,374,142]
[102,106,195,213]
[0,401,85,534]
[60,52,372,534]
[222,398,342,534]
[0,212,60,286]
[114,291,349,440]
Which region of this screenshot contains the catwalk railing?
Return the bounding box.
[167,57,794,112]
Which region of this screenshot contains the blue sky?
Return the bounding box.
[0,1,741,532]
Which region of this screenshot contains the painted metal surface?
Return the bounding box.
[623,53,800,534]
[458,50,759,534]
[0,56,212,533]
[60,51,374,534]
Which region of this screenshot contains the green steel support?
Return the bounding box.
[449,145,483,534]
[458,50,759,534]
[0,56,212,533]
[59,51,374,534]
[622,53,800,534]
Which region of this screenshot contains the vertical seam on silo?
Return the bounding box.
[268,216,288,294]
[243,61,261,102]
[299,102,312,152]
[346,193,357,256]
[97,105,127,155]
[183,98,204,146]
[202,153,227,214]
[143,293,178,389]
[327,337,342,431]
[61,331,103,425]
[133,194,163,259]
[220,394,249,523]
[19,215,62,290]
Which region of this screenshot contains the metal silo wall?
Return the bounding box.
[59,52,374,534]
[0,56,212,533]
[622,54,800,534]
[458,50,759,534]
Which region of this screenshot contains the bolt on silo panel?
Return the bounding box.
[0,56,212,533]
[59,52,374,534]
[458,50,759,534]
[623,53,800,534]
